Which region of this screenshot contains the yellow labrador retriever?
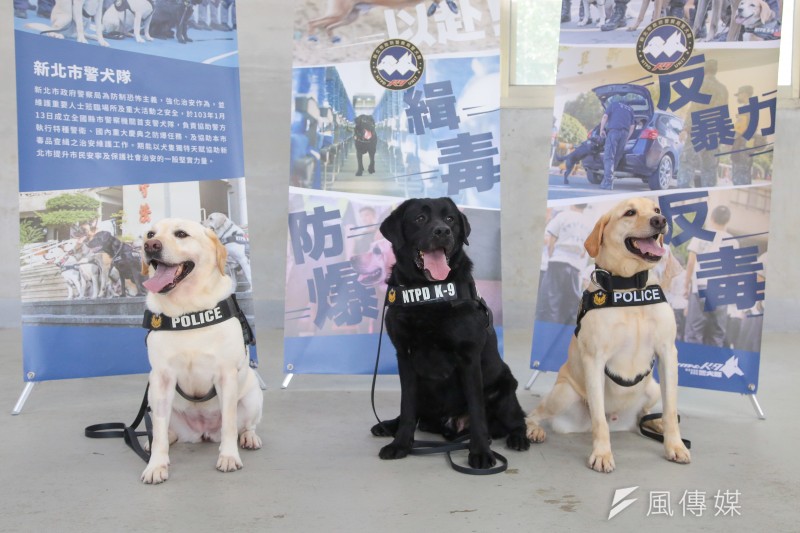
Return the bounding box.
[140,219,262,484]
[526,198,690,473]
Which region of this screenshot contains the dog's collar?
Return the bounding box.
[385,280,479,307]
[591,266,649,292]
[143,294,255,346]
[574,284,668,338]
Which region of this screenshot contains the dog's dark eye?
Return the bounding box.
[373,245,382,255]
[146,231,155,239]
[445,215,455,223]
[174,230,189,239]
[415,214,426,224]
[624,209,636,217]
[654,207,661,214]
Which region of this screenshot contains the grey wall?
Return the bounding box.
[1,0,797,341]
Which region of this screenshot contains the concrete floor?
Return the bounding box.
[1,324,797,532]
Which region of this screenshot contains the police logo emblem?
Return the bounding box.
[593,292,607,307]
[151,314,162,329]
[636,17,694,74]
[370,39,424,91]
[388,289,396,304]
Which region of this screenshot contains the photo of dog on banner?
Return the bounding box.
[20,182,252,324]
[13,0,238,58]
[557,0,782,43]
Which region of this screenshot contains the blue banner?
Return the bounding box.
[15,4,253,382]
[286,0,502,374]
[531,7,781,395]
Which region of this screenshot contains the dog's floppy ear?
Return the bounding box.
[207,228,228,276]
[443,197,470,246]
[379,201,409,250]
[759,0,773,24]
[584,212,610,258]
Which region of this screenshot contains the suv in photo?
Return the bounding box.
[581,84,685,191]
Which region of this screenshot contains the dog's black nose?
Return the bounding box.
[144,239,162,254]
[650,215,667,231]
[433,226,452,237]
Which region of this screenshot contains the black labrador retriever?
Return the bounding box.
[149,0,202,43]
[87,231,146,297]
[372,197,530,469]
[354,114,377,177]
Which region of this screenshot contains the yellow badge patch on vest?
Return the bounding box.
[388,289,396,304]
[593,292,607,307]
[150,314,162,329]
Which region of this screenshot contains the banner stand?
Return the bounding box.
[523,369,766,420]
[11,382,35,416]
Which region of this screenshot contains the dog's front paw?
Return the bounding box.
[379,442,410,460]
[216,453,243,472]
[141,463,169,484]
[469,450,497,469]
[506,430,531,451]
[370,421,395,437]
[525,419,547,443]
[239,430,262,450]
[588,449,616,473]
[665,441,691,464]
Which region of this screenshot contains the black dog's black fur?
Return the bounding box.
[87,231,146,297]
[372,197,529,469]
[354,114,377,177]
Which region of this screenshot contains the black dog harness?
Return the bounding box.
[574,267,667,388]
[142,294,255,401]
[385,280,492,329]
[85,294,256,461]
[215,219,249,246]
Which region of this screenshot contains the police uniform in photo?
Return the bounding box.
[600,97,634,190]
[684,217,737,347]
[678,60,728,188]
[535,206,592,325]
[731,85,754,186]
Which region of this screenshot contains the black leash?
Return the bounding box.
[370,293,508,475]
[639,413,692,449]
[85,384,152,463]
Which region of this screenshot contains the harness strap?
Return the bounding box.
[605,357,655,387]
[639,413,692,449]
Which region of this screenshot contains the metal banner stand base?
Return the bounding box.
[281,373,294,389]
[12,382,35,415]
[255,371,267,391]
[747,394,766,420]
[524,370,540,391]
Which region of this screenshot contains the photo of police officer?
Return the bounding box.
[599,95,635,190]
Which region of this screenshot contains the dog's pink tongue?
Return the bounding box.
[423,249,450,281]
[143,264,179,293]
[634,237,666,257]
